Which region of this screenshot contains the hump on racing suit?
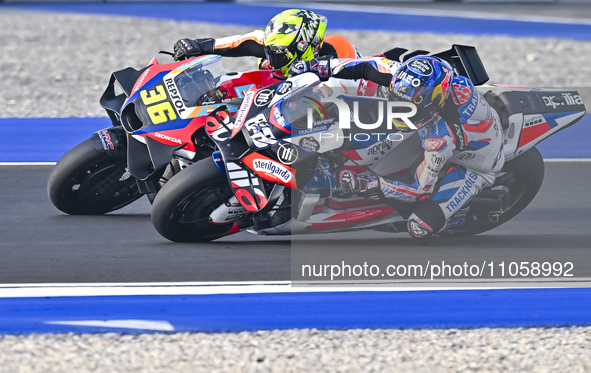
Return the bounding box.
[322,55,505,238]
[324,35,359,59]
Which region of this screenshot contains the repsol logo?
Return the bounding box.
[164,78,186,114]
[153,132,182,144]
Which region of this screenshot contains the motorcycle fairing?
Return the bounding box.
[90,127,125,153]
[126,132,183,182]
[122,55,221,108]
[100,66,149,126]
[483,88,586,160]
[219,70,280,99]
[226,161,268,212]
[242,152,297,189]
[206,108,269,212]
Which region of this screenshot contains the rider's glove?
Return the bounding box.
[173,38,215,61]
[288,57,332,81]
[288,60,309,76]
[258,58,271,71]
[338,170,380,197]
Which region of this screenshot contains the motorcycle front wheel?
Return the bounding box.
[151,157,238,243]
[48,138,141,215]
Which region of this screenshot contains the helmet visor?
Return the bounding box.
[265,48,296,71]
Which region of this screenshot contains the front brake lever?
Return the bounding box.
[159,50,175,58]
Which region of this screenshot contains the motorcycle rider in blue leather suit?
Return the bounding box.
[291,55,505,240]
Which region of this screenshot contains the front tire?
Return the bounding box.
[48,139,141,215]
[151,158,237,243]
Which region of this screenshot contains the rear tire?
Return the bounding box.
[151,158,237,243]
[442,147,545,236]
[48,139,141,215]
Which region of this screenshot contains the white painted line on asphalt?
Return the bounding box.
[544,158,591,162]
[0,162,56,165]
[46,320,175,331]
[243,1,591,26]
[1,279,590,298]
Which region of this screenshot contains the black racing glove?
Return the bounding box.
[288,57,332,81]
[173,38,215,61]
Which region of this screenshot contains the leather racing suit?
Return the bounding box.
[328,56,505,237]
[196,32,361,65]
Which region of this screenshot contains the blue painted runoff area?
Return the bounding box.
[0,115,589,162]
[3,2,591,40]
[1,288,591,334]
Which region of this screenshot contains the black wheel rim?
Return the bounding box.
[171,185,235,239]
[65,158,140,212]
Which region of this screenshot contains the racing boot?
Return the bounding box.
[407,197,447,241]
[338,170,380,197]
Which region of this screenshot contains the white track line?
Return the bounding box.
[46,320,175,331]
[1,280,590,298]
[543,158,591,162]
[0,162,56,166]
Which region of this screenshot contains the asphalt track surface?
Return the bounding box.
[1,161,590,284]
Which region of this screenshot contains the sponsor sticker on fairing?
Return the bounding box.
[524,114,545,127]
[232,87,256,137]
[252,158,292,183]
[254,89,274,107]
[164,78,187,115]
[98,130,114,150]
[367,138,393,156]
[270,104,291,133]
[152,132,182,145]
[542,93,584,109]
[299,136,320,153]
[276,143,299,165]
[446,218,465,227]
[234,84,256,98]
[132,68,151,94]
[276,81,292,95]
[245,113,280,149]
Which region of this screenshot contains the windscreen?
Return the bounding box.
[174,55,225,107]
